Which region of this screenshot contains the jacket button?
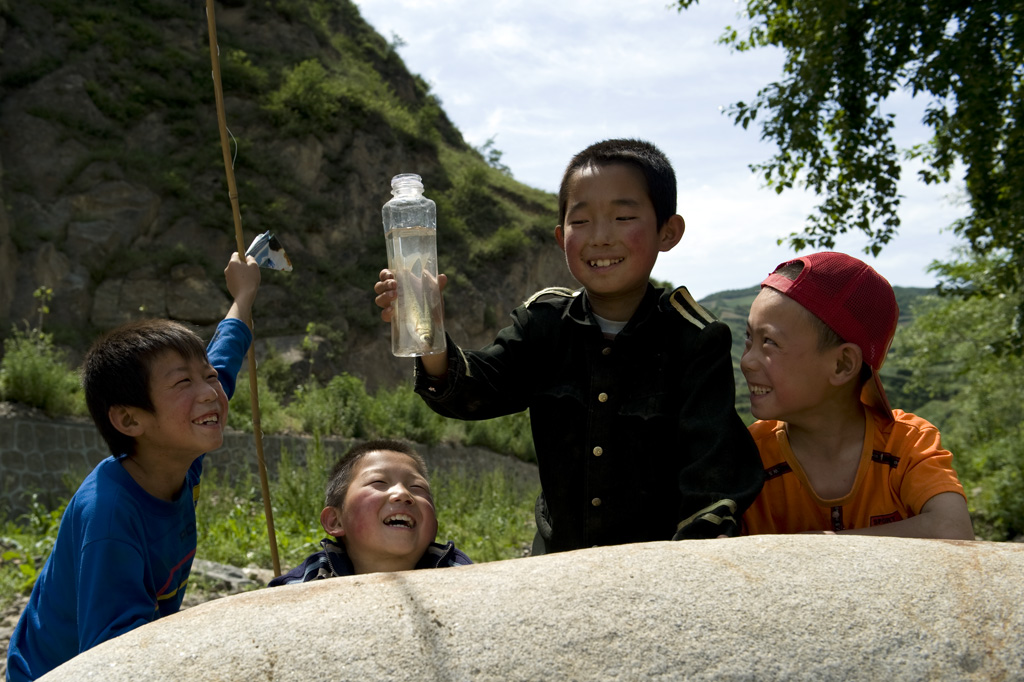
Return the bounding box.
[602,346,611,356]
[592,446,603,457]
[597,392,608,402]
[591,497,602,506]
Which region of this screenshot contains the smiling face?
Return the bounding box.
[740,288,841,424]
[323,449,438,574]
[555,162,683,320]
[128,349,228,463]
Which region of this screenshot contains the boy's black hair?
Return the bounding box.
[324,438,430,510]
[557,138,677,230]
[82,319,208,456]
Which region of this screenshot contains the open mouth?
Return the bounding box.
[588,258,623,268]
[748,385,771,396]
[193,413,220,425]
[383,513,415,528]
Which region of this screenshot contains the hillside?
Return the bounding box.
[0,0,575,391]
[699,285,936,424]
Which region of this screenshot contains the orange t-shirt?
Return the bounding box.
[742,409,966,534]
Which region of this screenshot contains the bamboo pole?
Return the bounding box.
[205,0,281,576]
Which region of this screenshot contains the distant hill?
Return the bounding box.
[699,285,936,424]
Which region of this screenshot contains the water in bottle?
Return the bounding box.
[382,173,446,357]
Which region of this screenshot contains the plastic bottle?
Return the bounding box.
[382,173,446,357]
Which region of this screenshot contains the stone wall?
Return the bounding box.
[0,404,109,516]
[0,402,538,519]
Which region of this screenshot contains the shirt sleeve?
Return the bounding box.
[206,318,253,400]
[893,414,967,514]
[414,311,535,420]
[672,321,765,539]
[75,536,157,652]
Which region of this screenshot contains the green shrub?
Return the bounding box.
[271,441,333,536]
[264,59,343,131]
[194,469,282,569]
[227,369,299,435]
[198,437,333,570]
[0,552,23,612]
[368,382,448,445]
[0,326,86,417]
[288,373,374,438]
[220,48,269,94]
[475,225,531,262]
[891,283,1024,540]
[957,431,1024,540]
[464,410,537,464]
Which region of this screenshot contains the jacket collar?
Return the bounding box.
[321,537,357,577]
[318,537,460,576]
[564,283,662,334]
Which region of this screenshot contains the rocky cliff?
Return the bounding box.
[0,0,575,390]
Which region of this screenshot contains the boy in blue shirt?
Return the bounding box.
[374,138,763,552]
[6,252,260,682]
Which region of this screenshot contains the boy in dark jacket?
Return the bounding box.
[270,439,470,584]
[374,139,763,553]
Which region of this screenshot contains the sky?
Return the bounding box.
[355,0,968,299]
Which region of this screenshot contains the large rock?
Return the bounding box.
[41,536,1024,681]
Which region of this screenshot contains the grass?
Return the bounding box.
[196,439,539,572]
[433,468,537,561]
[1,499,64,613]
[0,439,539,612]
[0,316,540,609]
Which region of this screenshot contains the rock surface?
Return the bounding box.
[40,536,1024,681]
[0,560,272,681]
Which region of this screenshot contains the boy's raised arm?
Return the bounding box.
[224,251,261,326]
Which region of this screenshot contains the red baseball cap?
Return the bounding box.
[761,251,900,420]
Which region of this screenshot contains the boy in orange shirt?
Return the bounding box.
[740,251,974,538]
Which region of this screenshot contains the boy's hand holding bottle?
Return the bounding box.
[374,268,449,377]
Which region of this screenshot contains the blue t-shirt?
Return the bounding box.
[6,318,251,681]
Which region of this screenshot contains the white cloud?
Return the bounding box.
[355,0,968,297]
